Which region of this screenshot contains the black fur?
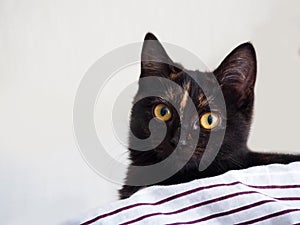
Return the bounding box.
[119,33,300,199]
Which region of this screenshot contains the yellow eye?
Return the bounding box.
[153,104,172,121]
[200,112,219,130]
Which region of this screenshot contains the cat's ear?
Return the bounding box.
[214,42,257,107]
[140,33,173,77]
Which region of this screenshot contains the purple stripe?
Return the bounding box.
[166,200,275,225]
[120,191,257,225]
[122,195,300,225]
[81,182,300,225]
[278,197,300,201]
[235,209,300,225]
[80,181,240,225]
[120,196,300,225]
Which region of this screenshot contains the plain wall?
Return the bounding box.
[1,0,300,224]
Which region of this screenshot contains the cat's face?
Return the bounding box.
[129,33,256,172]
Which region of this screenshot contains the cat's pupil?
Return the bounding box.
[207,115,213,125]
[160,107,168,116]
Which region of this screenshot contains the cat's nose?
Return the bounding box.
[170,136,188,147]
[179,139,187,146]
[170,126,190,147]
[179,124,190,146]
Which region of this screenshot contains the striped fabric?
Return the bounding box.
[71,162,300,225]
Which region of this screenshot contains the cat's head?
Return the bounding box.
[129,33,256,173]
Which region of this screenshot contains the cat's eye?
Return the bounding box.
[153,104,172,121]
[200,112,219,130]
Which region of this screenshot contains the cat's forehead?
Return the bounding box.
[166,70,213,109]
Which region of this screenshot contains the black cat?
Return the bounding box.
[119,33,300,199]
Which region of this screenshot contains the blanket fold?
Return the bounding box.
[69,162,300,225]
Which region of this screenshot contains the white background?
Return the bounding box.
[1,0,300,224]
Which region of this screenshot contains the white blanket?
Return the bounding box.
[69,162,300,225]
